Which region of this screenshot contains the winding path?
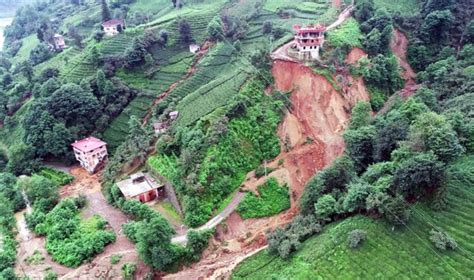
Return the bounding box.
[171,192,246,244]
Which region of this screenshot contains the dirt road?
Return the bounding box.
[172,192,246,244]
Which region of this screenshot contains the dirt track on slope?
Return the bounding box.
[379,29,421,114]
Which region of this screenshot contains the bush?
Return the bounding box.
[347,229,367,248]
[122,263,137,280]
[237,178,290,219]
[267,215,321,259]
[184,229,213,262]
[111,254,122,264]
[429,229,457,250]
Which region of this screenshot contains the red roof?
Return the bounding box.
[71,137,107,152]
[102,19,124,27]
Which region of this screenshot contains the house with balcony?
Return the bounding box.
[71,137,108,174]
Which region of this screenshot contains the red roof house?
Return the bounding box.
[72,137,108,174]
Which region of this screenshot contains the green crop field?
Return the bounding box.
[373,0,421,15]
[327,18,363,48]
[233,156,474,279]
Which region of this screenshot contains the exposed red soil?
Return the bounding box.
[165,54,369,279]
[345,47,367,64]
[379,30,421,114]
[332,0,342,8]
[390,29,416,86]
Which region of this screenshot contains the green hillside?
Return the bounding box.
[233,156,474,279]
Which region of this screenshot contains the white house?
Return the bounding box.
[71,137,108,174]
[189,44,200,54]
[102,19,125,36]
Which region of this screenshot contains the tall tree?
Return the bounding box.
[101,0,111,22]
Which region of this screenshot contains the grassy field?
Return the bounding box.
[233,156,474,279]
[326,18,363,48]
[237,178,290,219]
[373,0,421,15]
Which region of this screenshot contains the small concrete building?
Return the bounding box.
[153,122,168,135]
[117,172,164,203]
[72,137,108,174]
[169,111,179,120]
[102,19,125,36]
[189,44,200,54]
[52,34,66,50]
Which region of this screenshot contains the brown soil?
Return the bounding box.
[332,0,342,8]
[165,54,369,279]
[345,47,367,65]
[390,29,416,86]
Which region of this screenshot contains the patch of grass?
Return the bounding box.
[36,168,74,187]
[13,34,39,64]
[161,200,182,221]
[233,156,474,279]
[373,0,421,15]
[237,178,290,219]
[327,18,362,48]
[110,254,122,265]
[25,250,44,265]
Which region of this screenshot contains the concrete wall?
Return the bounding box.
[147,165,183,216]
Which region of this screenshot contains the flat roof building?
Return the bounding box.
[117,172,164,203]
[72,137,108,174]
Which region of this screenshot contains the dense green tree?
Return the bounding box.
[22,175,58,210]
[178,19,192,43]
[46,83,100,128]
[23,108,74,159]
[19,61,34,82]
[409,112,464,162]
[343,125,377,173]
[314,194,337,221]
[349,102,372,130]
[135,216,178,270]
[364,54,404,94]
[29,43,52,65]
[207,16,223,40]
[101,0,112,21]
[0,173,25,211]
[374,110,410,162]
[300,155,356,215]
[353,0,374,22]
[343,182,371,212]
[381,195,410,225]
[393,152,444,198]
[421,10,455,44]
[6,143,40,176]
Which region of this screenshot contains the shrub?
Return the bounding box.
[347,229,367,248]
[44,270,58,280]
[111,254,122,265]
[237,178,290,219]
[122,263,137,280]
[184,229,214,262]
[429,229,457,250]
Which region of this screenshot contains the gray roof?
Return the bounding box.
[116,172,163,198]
